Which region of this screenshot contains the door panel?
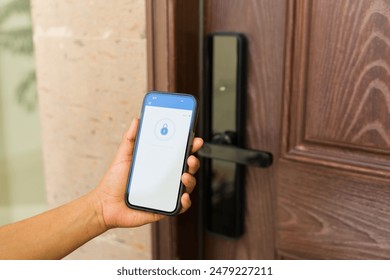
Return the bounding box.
[201,0,390,260]
[278,161,390,259]
[278,0,390,259]
[284,0,390,174]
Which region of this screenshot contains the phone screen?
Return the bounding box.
[126,92,197,215]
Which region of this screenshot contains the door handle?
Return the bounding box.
[199,33,273,238]
[198,135,273,168]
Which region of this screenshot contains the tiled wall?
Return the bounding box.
[30,0,151,259]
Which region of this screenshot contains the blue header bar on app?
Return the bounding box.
[144,92,196,111]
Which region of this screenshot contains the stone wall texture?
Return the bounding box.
[30,0,151,259]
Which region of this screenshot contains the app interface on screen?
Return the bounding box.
[128,96,194,212]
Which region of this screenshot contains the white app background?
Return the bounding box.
[128,106,193,212]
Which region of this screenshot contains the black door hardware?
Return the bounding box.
[199,33,273,238]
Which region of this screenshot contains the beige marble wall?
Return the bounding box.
[30,0,151,259]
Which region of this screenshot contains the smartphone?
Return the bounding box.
[125,91,198,215]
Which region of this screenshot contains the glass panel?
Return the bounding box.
[212,36,237,133]
[0,0,46,225]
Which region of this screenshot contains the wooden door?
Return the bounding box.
[200,0,390,259]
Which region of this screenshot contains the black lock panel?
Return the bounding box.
[201,33,246,238]
[200,33,272,238]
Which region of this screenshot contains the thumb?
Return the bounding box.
[114,118,139,163]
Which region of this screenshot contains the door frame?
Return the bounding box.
[146,0,201,259]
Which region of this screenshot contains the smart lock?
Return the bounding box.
[199,33,272,238]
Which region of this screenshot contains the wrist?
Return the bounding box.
[87,190,109,233]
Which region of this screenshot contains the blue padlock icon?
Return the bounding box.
[160,123,168,135]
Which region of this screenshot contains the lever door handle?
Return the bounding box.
[198,143,272,168]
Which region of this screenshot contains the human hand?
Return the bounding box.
[92,118,203,230]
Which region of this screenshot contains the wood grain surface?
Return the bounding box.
[284,0,390,175]
[279,0,390,259]
[147,0,200,259]
[151,0,390,260]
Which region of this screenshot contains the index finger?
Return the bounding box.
[191,137,204,153]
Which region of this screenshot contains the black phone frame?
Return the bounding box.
[125,91,198,216]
